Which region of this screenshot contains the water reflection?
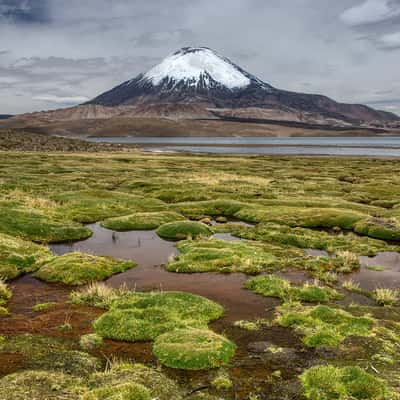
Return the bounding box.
[50,223,178,268]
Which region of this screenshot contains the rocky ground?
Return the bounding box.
[0,129,134,152]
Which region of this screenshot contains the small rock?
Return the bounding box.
[248,341,270,353]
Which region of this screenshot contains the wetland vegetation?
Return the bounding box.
[0,151,399,399]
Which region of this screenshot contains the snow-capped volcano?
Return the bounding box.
[141,47,251,89]
[89,46,274,108]
[88,46,399,125]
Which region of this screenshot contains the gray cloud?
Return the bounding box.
[0,0,49,24]
[33,94,89,104]
[378,31,400,48]
[340,0,400,53]
[0,0,399,115]
[340,0,400,26]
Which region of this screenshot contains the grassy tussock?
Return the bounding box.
[233,223,398,256]
[0,278,11,313]
[101,211,185,231]
[34,252,136,285]
[92,291,224,341]
[166,238,303,274]
[245,275,341,303]
[51,189,166,223]
[276,303,375,348]
[70,282,127,308]
[152,328,236,370]
[373,288,399,306]
[300,365,391,400]
[156,220,212,240]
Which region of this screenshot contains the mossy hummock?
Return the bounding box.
[276,303,375,348]
[0,201,91,243]
[101,211,186,231]
[166,238,303,274]
[0,334,101,376]
[233,222,398,256]
[93,291,224,341]
[152,328,236,370]
[34,252,136,285]
[87,362,184,400]
[354,217,400,241]
[156,220,212,240]
[52,189,166,223]
[235,205,364,230]
[245,275,341,303]
[82,382,151,400]
[300,365,391,400]
[0,370,84,400]
[0,232,52,280]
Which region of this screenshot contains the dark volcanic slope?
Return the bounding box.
[88,47,398,125]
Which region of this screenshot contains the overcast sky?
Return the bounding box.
[0,0,399,115]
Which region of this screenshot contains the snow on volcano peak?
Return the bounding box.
[143,47,251,89]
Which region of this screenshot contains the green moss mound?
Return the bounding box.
[0,370,84,400]
[82,383,151,400]
[354,217,400,241]
[0,334,101,376]
[0,202,91,243]
[235,206,364,230]
[166,238,303,274]
[258,197,382,213]
[93,291,224,341]
[52,190,166,223]
[101,211,185,231]
[156,221,212,240]
[245,275,341,303]
[152,328,236,370]
[34,252,136,285]
[0,232,52,279]
[234,223,398,256]
[300,365,390,400]
[172,199,246,220]
[276,304,374,348]
[87,362,184,400]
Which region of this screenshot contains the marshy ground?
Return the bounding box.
[0,151,399,399]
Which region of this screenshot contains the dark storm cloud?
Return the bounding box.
[0,0,49,24]
[0,0,399,114]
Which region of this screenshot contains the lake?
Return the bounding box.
[85,136,400,156]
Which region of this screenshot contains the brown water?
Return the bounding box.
[352,252,400,290]
[49,223,271,320]
[305,247,400,290]
[50,223,179,268]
